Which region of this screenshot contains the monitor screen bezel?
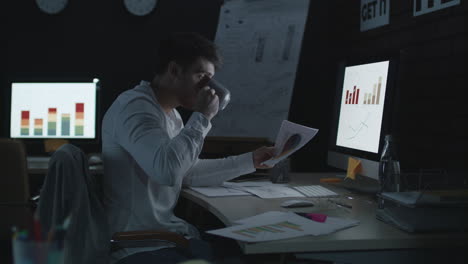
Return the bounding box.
[5,76,101,148]
[328,54,399,168]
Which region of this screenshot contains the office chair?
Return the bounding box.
[37,144,189,264]
[0,138,30,206]
[0,138,34,263]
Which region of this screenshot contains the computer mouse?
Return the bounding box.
[280,199,315,208]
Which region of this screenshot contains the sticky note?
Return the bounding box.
[346,157,362,180]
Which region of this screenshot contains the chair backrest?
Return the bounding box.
[0,138,30,203]
[38,144,109,264]
[0,138,32,262]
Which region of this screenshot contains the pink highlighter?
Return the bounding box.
[297,213,327,223]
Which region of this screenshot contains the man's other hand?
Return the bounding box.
[195,86,219,120]
[253,146,276,169]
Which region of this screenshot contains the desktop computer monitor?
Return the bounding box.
[328,57,398,180]
[10,79,100,140]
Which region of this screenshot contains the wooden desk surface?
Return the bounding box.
[181,172,468,255]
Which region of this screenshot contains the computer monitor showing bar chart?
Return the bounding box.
[336,60,389,154]
[328,58,398,180]
[10,80,99,139]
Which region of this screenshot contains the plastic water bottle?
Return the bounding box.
[379,135,401,193]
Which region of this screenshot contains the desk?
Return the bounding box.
[27,157,103,174]
[181,173,467,258]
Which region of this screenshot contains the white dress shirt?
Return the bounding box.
[102,81,255,262]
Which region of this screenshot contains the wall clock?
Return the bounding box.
[35,0,68,14]
[124,0,157,16]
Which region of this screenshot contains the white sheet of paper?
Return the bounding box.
[223,181,286,189]
[313,216,360,235]
[223,181,297,199]
[241,185,305,199]
[207,211,360,242]
[233,211,289,225]
[189,186,251,197]
[263,120,319,166]
[207,212,314,242]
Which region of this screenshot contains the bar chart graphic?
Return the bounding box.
[62,114,70,136]
[21,111,30,136]
[48,108,57,136]
[75,103,84,136]
[18,104,85,137]
[232,221,303,239]
[345,86,360,105]
[34,118,43,136]
[336,61,389,153]
[11,82,96,138]
[363,77,383,105]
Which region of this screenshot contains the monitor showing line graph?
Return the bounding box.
[336,60,389,153]
[10,80,98,139]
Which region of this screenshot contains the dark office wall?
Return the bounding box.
[2,0,222,153]
[3,1,467,181]
[293,1,467,183]
[2,0,336,161]
[288,1,335,172]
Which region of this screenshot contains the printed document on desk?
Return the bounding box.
[235,211,360,235]
[207,211,360,242]
[190,181,281,197]
[192,181,306,199]
[223,181,280,189]
[189,186,251,197]
[263,120,319,166]
[224,181,304,198]
[241,185,306,198]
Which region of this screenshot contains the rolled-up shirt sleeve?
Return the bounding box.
[115,96,211,186]
[183,152,256,187]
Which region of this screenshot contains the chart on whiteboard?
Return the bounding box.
[208,0,310,141]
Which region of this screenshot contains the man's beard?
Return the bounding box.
[179,96,196,110]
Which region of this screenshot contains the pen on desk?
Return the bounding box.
[332,201,352,209]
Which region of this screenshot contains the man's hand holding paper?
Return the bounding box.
[262,120,319,167]
[253,146,276,169]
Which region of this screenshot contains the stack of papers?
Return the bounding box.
[207,211,359,242]
[189,186,250,197]
[189,181,308,198]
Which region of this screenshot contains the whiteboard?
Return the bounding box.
[209,0,310,141]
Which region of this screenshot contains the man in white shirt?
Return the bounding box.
[102,32,274,263]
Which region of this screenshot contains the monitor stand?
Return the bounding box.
[333,174,380,194]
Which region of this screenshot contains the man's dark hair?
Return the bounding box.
[155,32,222,74]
